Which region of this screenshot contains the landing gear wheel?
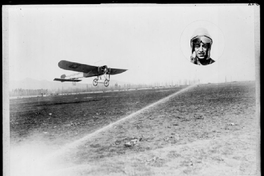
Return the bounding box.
[93,78,98,86]
[104,79,110,87]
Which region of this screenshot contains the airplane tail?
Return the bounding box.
[54,78,82,82]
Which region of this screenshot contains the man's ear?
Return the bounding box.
[206,48,211,59]
[191,51,196,59]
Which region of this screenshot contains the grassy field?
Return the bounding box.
[9,81,259,176]
[10,87,184,145]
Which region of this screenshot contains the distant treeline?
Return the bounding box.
[10,88,48,97]
[9,80,200,97]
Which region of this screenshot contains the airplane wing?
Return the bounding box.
[108,68,127,75]
[58,60,98,73]
[58,60,127,76]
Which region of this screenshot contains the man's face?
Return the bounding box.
[194,42,209,59]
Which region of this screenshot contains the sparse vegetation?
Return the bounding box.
[9,81,258,176]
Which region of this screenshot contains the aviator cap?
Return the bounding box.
[190,28,213,49]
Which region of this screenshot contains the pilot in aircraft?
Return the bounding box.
[190,28,215,66]
[54,60,127,87]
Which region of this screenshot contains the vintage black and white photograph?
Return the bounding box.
[3,4,260,176]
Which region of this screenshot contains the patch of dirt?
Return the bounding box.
[10,87,183,146]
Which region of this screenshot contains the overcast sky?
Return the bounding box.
[4,4,259,85]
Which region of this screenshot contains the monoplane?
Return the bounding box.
[54,60,127,87]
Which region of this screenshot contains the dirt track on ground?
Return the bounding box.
[10,82,259,176]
